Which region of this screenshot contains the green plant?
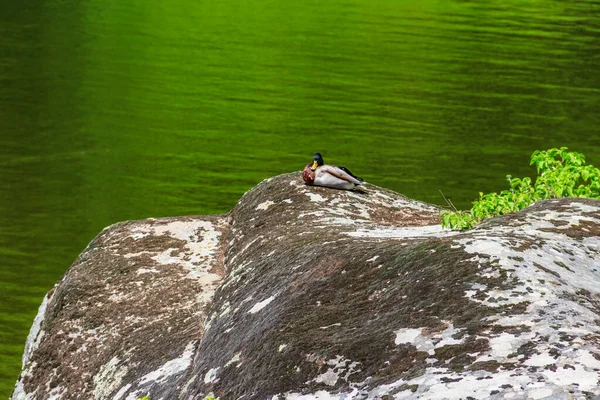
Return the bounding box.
[204,393,220,400]
[136,396,150,400]
[441,147,600,230]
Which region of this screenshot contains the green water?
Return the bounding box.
[1,0,599,395]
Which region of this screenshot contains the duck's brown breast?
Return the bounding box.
[302,164,315,184]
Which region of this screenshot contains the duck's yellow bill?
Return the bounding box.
[311,161,318,170]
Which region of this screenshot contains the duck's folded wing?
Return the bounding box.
[338,166,363,183]
[320,165,363,185]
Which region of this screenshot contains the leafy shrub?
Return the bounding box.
[441,147,600,230]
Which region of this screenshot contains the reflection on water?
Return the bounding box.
[1,0,599,394]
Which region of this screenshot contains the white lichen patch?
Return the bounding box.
[347,225,459,239]
[313,370,339,386]
[204,367,220,384]
[139,341,195,385]
[524,353,556,367]
[394,328,422,345]
[130,232,150,240]
[248,295,277,314]
[308,356,361,387]
[527,387,553,399]
[256,200,275,210]
[46,385,66,400]
[314,217,360,226]
[204,301,233,333]
[575,349,600,369]
[136,268,159,274]
[394,323,464,354]
[128,219,222,281]
[541,364,599,391]
[305,192,327,202]
[485,331,535,359]
[11,379,27,400]
[112,383,132,399]
[320,323,342,330]
[224,352,242,368]
[322,202,371,221]
[93,356,128,400]
[219,260,254,291]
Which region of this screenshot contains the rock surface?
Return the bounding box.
[12,216,229,400]
[12,173,600,400]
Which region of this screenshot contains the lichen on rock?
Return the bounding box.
[12,173,600,400]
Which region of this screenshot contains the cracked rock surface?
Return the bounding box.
[12,173,600,400]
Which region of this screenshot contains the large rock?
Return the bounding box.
[12,215,229,400]
[12,173,600,399]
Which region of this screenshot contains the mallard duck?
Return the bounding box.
[302,153,364,190]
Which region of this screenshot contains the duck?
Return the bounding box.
[302,153,364,190]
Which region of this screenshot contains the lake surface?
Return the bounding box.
[1,0,599,395]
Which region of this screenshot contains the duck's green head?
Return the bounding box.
[311,153,324,170]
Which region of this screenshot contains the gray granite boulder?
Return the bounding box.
[12,173,600,399]
[12,215,229,400]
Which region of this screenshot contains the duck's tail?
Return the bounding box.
[338,166,364,184]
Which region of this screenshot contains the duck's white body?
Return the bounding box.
[313,165,362,190]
